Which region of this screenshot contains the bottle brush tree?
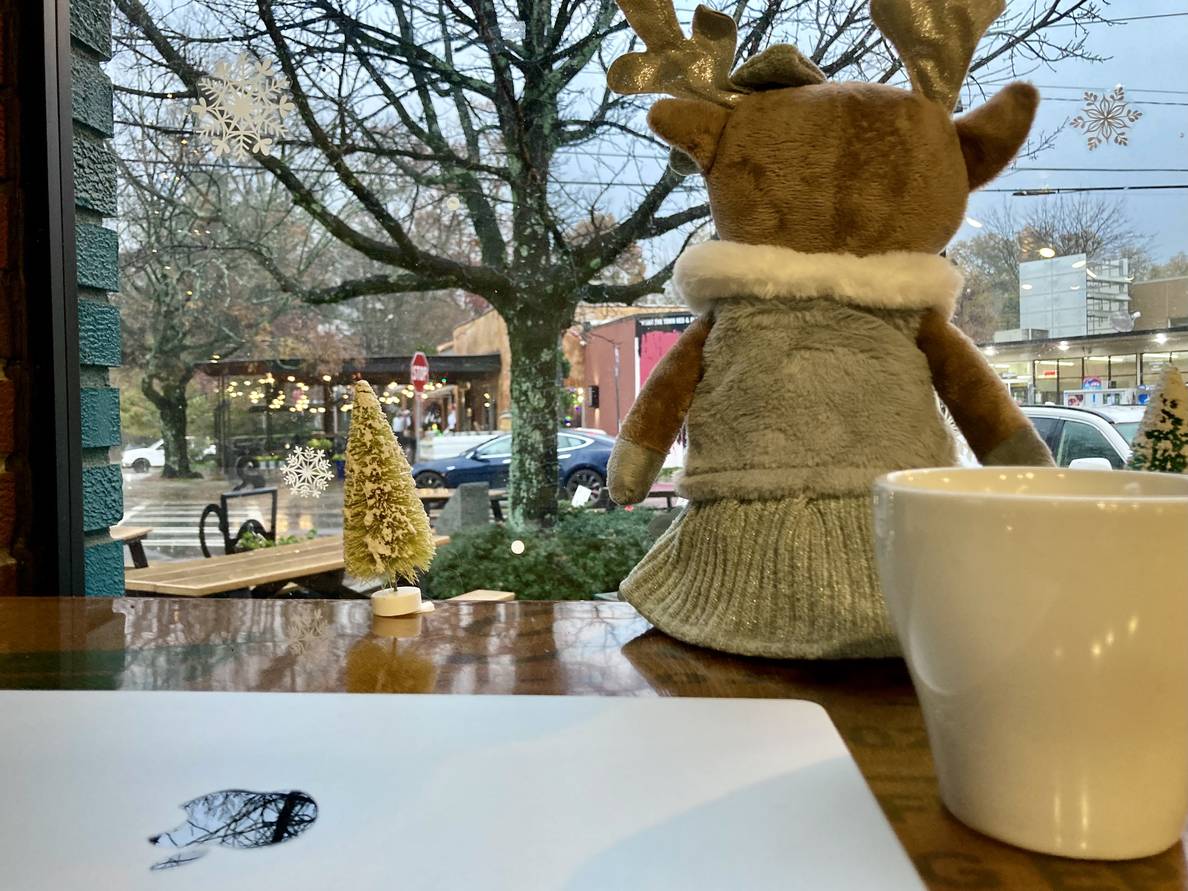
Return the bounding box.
[1129,366,1188,474]
[343,381,436,587]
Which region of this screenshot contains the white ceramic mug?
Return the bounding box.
[872,467,1188,860]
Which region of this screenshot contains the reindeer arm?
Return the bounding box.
[608,314,713,504]
[917,309,1053,466]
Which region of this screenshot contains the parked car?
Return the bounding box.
[950,405,1142,470]
[411,431,615,496]
[121,438,215,472]
[1020,405,1140,469]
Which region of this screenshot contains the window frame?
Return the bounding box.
[9,0,86,593]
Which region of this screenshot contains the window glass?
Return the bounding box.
[558,434,584,451]
[1057,358,1083,405]
[475,437,512,459]
[1109,354,1138,390]
[102,0,1187,570]
[1142,352,1172,385]
[1114,422,1140,445]
[1034,361,1060,404]
[1056,421,1125,469]
[1028,417,1061,453]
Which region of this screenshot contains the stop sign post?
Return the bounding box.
[410,352,429,463]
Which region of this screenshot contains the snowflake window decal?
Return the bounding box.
[190,54,294,159]
[282,446,333,498]
[1070,85,1142,150]
[286,608,332,658]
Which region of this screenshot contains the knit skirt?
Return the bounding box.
[619,493,899,659]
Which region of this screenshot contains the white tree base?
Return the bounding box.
[371,586,435,617]
[371,613,427,639]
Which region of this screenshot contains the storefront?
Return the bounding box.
[981,329,1188,406]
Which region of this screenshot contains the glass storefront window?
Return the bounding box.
[1057,358,1083,404]
[996,361,1033,403]
[1109,354,1138,390]
[1142,352,1173,385]
[1035,360,1060,404]
[1083,356,1109,386]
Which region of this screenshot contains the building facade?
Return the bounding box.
[580,311,695,435]
[998,253,1132,342]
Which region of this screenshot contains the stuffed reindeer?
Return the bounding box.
[606,0,1053,658]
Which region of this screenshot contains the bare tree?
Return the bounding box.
[117,139,330,475]
[113,0,1108,523]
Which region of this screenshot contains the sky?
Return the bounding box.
[112,0,1188,270]
[959,0,1188,262]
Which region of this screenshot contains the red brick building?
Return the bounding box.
[579,311,695,435]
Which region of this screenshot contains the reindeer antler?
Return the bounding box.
[870,0,1004,111]
[608,2,747,106]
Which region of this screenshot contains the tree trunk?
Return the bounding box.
[505,309,567,527]
[142,374,196,478]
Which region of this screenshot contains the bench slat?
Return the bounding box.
[125,533,450,597]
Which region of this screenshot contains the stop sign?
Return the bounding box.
[410,351,430,394]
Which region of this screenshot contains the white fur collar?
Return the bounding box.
[674,241,962,316]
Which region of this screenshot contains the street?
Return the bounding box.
[120,471,344,564]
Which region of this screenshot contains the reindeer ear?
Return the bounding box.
[955,82,1039,190]
[648,99,732,173]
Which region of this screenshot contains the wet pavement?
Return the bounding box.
[120,469,345,565]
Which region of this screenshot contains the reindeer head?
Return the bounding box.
[609,0,1038,256]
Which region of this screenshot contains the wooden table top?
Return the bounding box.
[0,597,1182,889]
[123,534,450,596]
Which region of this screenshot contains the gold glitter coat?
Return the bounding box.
[621,494,898,658]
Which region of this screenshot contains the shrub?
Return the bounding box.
[238,529,317,550]
[422,505,655,600]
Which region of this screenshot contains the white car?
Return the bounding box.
[122,438,215,472]
[1021,405,1141,470]
[122,439,167,472]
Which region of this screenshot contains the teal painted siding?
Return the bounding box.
[70,53,114,137]
[81,464,123,533]
[75,223,119,292]
[77,300,122,367]
[83,539,124,598]
[72,136,118,215]
[70,0,113,60]
[80,388,121,449]
[72,0,124,595]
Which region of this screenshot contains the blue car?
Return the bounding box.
[411,430,615,497]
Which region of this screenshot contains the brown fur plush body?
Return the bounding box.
[607,0,1053,657]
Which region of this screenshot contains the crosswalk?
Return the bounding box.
[120,489,345,563]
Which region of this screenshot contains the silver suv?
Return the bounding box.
[950,405,1141,469]
[1020,405,1142,469]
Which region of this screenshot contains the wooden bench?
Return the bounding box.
[448,590,515,602]
[647,482,682,510]
[124,533,450,598]
[418,488,507,522]
[111,525,152,569]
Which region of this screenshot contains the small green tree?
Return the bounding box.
[1129,367,1188,474]
[344,381,436,586]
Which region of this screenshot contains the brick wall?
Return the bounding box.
[71,0,123,596]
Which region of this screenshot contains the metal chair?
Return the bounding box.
[198,487,279,557]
